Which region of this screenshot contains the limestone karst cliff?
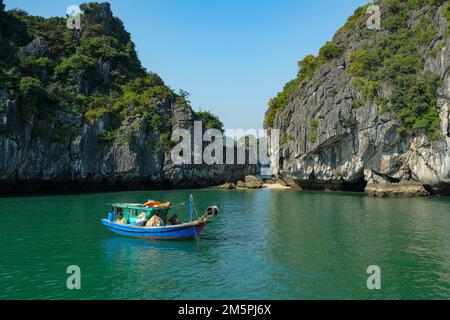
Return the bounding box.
[265,0,450,196]
[0,2,253,193]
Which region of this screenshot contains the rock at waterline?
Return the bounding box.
[217,183,236,190]
[236,181,246,189]
[231,176,264,189]
[365,183,430,198]
[244,176,264,189]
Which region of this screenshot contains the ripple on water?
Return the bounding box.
[0,190,450,299]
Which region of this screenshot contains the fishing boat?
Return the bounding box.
[101,195,218,240]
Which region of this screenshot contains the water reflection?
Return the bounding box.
[264,191,450,299]
[1,189,450,299]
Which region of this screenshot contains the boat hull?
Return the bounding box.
[101,219,206,240]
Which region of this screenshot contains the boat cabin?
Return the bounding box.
[110,203,171,225]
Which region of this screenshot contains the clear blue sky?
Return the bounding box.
[5,0,368,130]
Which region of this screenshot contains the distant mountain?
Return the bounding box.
[264,0,450,196]
[0,1,252,193]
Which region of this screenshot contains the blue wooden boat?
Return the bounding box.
[101,219,207,240]
[101,195,218,240]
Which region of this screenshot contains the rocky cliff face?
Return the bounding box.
[0,88,254,193]
[268,1,450,196]
[0,2,253,194]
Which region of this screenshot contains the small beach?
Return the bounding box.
[263,183,291,190]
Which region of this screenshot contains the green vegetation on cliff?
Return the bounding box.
[349,0,444,140]
[265,40,346,128]
[265,0,447,141]
[0,1,222,143]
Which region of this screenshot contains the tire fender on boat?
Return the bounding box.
[205,206,219,217]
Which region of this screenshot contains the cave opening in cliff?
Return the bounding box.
[340,176,368,192]
[297,175,367,192]
[298,176,367,192]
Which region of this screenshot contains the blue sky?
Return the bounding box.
[5,0,368,130]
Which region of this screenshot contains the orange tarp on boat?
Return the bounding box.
[142,200,171,208]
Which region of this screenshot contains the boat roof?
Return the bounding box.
[112,203,171,211]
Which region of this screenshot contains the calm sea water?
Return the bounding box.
[1,189,450,300]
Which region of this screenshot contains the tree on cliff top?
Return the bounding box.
[0,2,223,142]
[195,111,224,132]
[264,0,447,141]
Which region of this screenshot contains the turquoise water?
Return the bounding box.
[1,189,450,299]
